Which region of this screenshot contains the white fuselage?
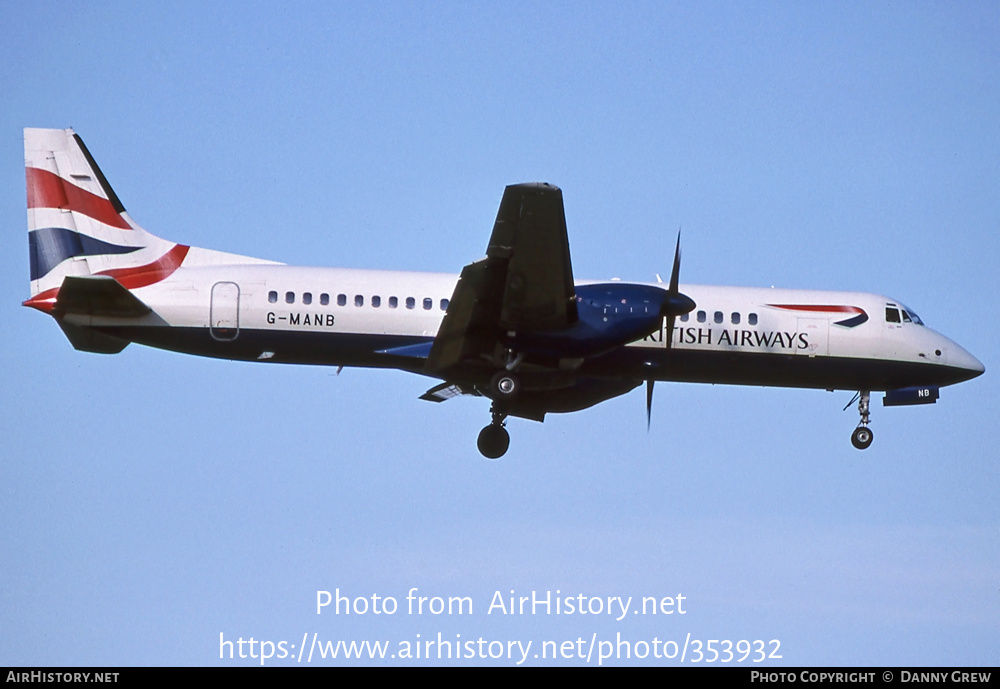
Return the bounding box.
[62,261,983,392]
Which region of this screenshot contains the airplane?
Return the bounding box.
[22,128,985,459]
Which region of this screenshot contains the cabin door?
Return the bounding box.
[210,282,240,341]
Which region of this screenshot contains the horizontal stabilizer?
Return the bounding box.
[55,275,151,317]
[57,320,129,354]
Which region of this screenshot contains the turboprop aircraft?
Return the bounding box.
[23,128,984,458]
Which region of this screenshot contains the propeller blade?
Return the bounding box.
[649,232,689,428]
[646,379,654,431]
[660,230,695,349]
[669,231,682,294]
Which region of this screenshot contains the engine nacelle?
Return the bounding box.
[505,283,670,359]
[500,377,643,421]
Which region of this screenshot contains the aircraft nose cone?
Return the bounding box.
[953,345,985,381]
[968,354,985,377]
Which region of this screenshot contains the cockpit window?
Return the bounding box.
[886,302,925,326]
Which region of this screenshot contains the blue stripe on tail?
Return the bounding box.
[29,227,142,280]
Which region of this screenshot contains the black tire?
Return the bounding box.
[490,371,520,400]
[851,426,874,450]
[477,424,510,459]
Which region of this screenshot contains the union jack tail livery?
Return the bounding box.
[23,128,274,351]
[25,128,184,302]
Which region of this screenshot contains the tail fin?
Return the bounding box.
[24,128,186,312]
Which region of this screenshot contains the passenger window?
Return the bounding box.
[337,294,347,307]
[440,299,449,310]
[320,293,330,306]
[680,313,689,322]
[372,296,381,308]
[731,312,740,325]
[423,298,432,310]
[886,307,901,323]
[389,296,398,309]
[406,297,415,310]
[749,313,758,326]
[302,292,312,305]
[355,295,364,307]
[285,291,295,304]
[714,311,723,324]
[268,291,278,303]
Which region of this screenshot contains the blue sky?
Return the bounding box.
[1,2,997,666]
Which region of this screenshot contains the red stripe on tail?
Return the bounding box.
[97,244,190,289]
[24,245,191,314]
[26,167,131,230]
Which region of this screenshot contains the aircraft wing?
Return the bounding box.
[426,183,577,373]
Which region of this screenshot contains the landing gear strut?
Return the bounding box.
[477,407,509,459]
[851,390,874,450]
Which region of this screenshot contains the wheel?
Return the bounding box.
[477,424,510,459]
[851,426,874,450]
[490,371,520,400]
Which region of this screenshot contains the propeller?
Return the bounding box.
[647,232,696,430]
[660,232,696,326]
[646,378,655,431]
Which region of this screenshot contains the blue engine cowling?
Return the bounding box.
[503,283,671,359]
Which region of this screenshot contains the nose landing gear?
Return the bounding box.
[850,390,874,450]
[851,425,874,450]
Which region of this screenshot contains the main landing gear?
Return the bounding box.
[850,390,874,450]
[477,407,509,459]
[477,354,522,459]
